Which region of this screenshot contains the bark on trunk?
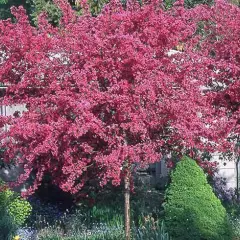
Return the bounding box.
[124,169,131,240]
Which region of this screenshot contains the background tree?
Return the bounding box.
[164,0,213,10]
[0,0,31,20]
[0,0,69,25]
[194,0,240,196]
[26,0,62,26]
[0,0,109,24]
[186,0,240,157]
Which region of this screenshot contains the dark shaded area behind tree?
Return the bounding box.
[0,0,75,25]
[0,0,31,21]
[0,0,108,25]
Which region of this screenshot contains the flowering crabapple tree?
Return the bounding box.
[0,0,233,238]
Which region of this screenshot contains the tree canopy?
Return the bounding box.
[0,0,238,196]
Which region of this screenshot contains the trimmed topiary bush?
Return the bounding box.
[164,156,232,240]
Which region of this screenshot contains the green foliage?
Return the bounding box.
[164,0,213,9]
[0,180,32,226]
[0,0,62,25]
[229,216,240,239]
[135,221,171,240]
[0,0,31,20]
[0,0,111,25]
[26,0,62,26]
[36,204,124,240]
[225,203,240,239]
[34,186,167,239]
[8,196,32,226]
[37,215,171,240]
[87,0,109,16]
[131,186,164,224]
[27,0,109,26]
[164,156,232,240]
[38,227,124,240]
[37,219,171,240]
[0,0,8,4]
[0,208,17,240]
[0,180,17,239]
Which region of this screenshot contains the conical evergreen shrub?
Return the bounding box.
[164,156,232,240]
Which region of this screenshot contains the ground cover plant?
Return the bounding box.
[32,185,169,240]
[0,207,17,240]
[0,179,32,239]
[4,184,164,239]
[0,180,32,226]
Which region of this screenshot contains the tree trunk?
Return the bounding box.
[124,169,131,240]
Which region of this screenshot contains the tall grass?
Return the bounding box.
[134,220,171,240]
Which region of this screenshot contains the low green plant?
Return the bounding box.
[135,221,171,240]
[229,218,240,239]
[8,196,32,226]
[164,156,232,240]
[0,206,17,240]
[37,226,124,240]
[35,185,165,240]
[38,221,171,240]
[0,0,8,4]
[164,0,213,10]
[0,180,32,226]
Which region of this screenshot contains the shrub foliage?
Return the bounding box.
[0,180,32,226]
[164,156,232,240]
